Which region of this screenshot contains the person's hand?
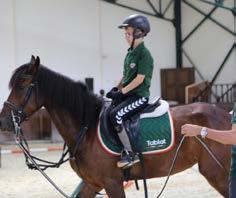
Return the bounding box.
[181,124,201,137]
[106,87,118,98]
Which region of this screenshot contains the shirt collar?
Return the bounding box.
[128,42,145,55]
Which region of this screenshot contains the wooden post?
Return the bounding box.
[0,146,1,168]
[185,81,209,104]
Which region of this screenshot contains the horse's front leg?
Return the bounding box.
[104,179,125,198]
[71,180,102,198]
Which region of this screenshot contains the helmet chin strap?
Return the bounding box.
[130,29,137,50]
[130,37,135,50]
[130,28,143,49]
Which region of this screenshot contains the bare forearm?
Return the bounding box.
[117,77,123,90]
[207,128,236,145]
[182,124,236,145]
[122,79,141,94]
[122,75,144,94]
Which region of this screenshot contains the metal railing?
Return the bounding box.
[193,83,236,103]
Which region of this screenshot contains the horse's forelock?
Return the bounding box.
[9,64,30,89]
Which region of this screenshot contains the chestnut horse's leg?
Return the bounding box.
[198,143,230,198]
[104,179,126,198]
[72,180,102,198]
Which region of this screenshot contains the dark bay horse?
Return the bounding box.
[0,56,231,197]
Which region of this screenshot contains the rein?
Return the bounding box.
[155,136,186,198]
[194,136,228,173]
[6,72,91,198]
[71,126,88,160]
[11,110,70,198]
[153,135,228,198]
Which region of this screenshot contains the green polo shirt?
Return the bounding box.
[230,103,236,179]
[122,42,153,98]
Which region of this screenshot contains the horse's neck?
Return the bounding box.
[45,106,80,147]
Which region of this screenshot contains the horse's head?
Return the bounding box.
[0,55,43,131]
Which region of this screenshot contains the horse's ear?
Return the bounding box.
[28,56,40,75]
[30,55,36,64]
[35,56,40,67]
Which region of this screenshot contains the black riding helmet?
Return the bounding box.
[118,14,150,39]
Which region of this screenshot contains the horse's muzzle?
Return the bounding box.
[0,116,14,132]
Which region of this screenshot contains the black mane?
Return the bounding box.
[9,63,103,128]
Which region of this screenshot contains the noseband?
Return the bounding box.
[4,74,38,123]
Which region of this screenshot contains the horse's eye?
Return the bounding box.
[18,85,25,90]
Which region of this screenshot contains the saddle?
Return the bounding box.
[99,97,170,153]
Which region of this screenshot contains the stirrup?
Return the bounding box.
[117,150,132,168]
[117,150,140,169]
[123,152,140,169]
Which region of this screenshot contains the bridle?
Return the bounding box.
[4,74,38,123]
[4,73,71,198]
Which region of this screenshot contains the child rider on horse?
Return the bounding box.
[106,14,154,169]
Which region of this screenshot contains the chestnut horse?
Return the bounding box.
[0,56,231,197]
